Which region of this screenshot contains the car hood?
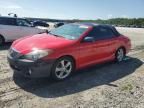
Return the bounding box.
[12,33,76,54]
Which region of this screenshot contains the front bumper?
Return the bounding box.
[7,55,55,78]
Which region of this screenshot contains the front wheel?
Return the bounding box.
[115,48,125,62]
[51,57,75,81]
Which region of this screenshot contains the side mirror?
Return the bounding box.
[83,37,95,42]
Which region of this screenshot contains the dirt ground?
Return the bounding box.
[0,27,144,108]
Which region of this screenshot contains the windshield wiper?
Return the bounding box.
[49,32,65,38]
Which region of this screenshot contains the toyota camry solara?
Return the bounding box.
[7,23,131,80]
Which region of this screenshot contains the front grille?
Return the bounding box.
[9,48,22,59]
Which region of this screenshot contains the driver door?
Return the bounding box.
[78,27,112,68]
[78,40,95,68]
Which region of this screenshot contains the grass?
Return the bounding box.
[121,83,133,91]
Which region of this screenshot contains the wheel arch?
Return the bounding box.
[57,55,77,69]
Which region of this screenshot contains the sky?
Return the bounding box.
[0,0,144,19]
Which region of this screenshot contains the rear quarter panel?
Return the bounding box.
[118,35,131,54]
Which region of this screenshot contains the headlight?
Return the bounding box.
[23,49,53,61]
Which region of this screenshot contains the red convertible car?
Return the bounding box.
[7,23,131,80]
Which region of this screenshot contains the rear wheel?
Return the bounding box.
[51,57,75,80]
[115,48,125,62]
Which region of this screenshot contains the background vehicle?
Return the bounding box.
[32,20,49,28]
[0,16,46,45]
[8,23,131,81]
[54,22,65,28]
[32,20,50,31]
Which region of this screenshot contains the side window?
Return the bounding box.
[0,18,16,26]
[86,28,98,39]
[17,19,31,27]
[87,27,115,40]
[99,27,115,39]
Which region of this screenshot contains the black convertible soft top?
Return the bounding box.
[75,22,121,36]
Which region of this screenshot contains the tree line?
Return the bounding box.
[74,18,144,27]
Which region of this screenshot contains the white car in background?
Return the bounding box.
[47,22,56,30]
[32,20,50,31]
[0,16,46,45]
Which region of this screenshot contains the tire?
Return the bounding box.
[51,57,75,81]
[0,36,4,45]
[115,48,125,62]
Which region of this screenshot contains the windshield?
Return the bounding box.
[49,24,89,40]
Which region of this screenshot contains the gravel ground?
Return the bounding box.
[0,28,144,108]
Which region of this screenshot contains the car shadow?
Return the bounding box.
[0,43,12,50]
[13,57,143,98]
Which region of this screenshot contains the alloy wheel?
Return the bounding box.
[116,48,125,62]
[55,59,73,79]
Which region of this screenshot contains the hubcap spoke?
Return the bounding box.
[117,49,124,61]
[55,67,63,72]
[65,68,71,74]
[59,71,65,77]
[61,60,65,67]
[65,62,71,68]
